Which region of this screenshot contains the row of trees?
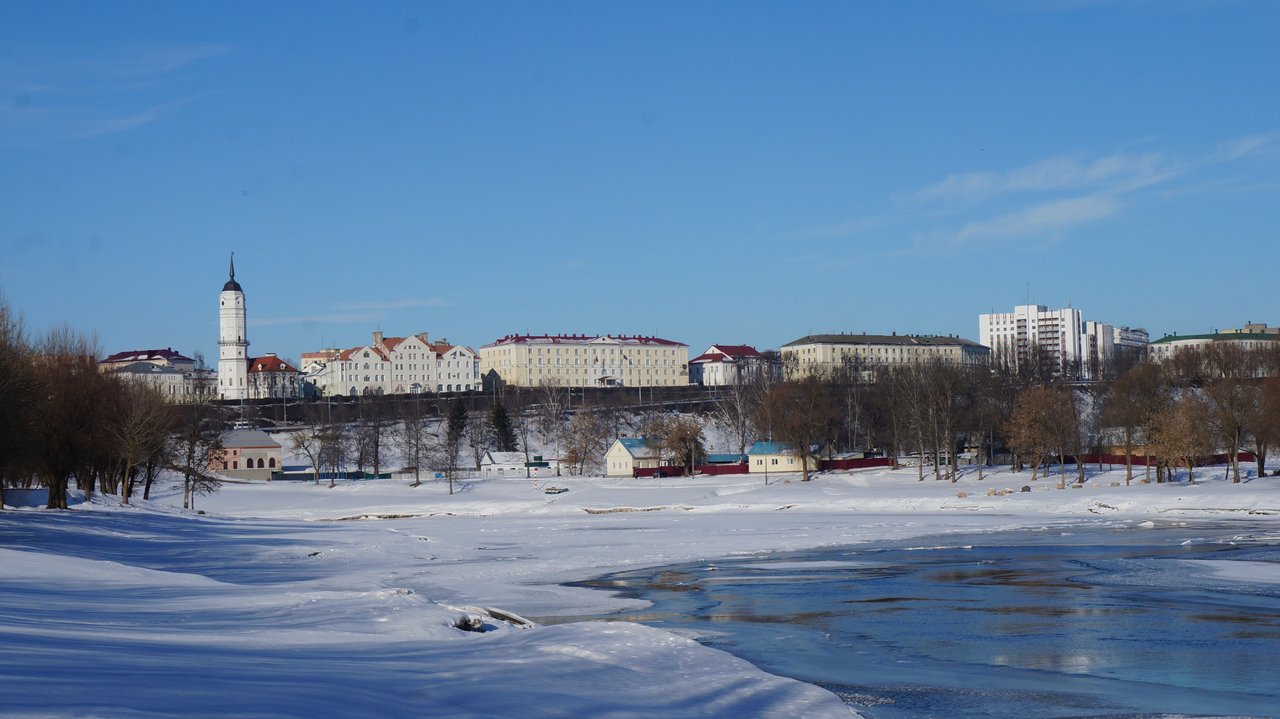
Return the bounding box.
[0,301,226,510]
[738,344,1280,485]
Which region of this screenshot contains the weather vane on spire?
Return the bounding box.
[230,251,236,280]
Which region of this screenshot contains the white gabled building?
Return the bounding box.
[689,344,772,386]
[302,331,481,397]
[604,438,662,477]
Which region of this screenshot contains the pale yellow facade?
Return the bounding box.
[480,334,689,388]
[747,452,818,474]
[781,334,989,379]
[605,439,661,477]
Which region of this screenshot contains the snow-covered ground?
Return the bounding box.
[3,463,1278,718]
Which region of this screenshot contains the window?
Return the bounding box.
[257,458,265,469]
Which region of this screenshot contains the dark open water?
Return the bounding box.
[558,521,1280,719]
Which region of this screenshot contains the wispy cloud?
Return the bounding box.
[72,90,221,139]
[336,298,451,311]
[250,313,377,328]
[0,44,229,143]
[902,132,1276,251]
[789,217,882,241]
[926,195,1121,247]
[914,151,1177,204]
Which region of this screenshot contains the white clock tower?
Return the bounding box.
[218,254,249,400]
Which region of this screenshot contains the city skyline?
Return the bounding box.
[3,2,1277,362]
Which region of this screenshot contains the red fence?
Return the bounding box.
[696,462,750,476]
[819,457,896,471]
[633,466,685,478]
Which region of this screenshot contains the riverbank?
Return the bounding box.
[2,464,1276,717]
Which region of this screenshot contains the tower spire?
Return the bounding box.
[222,252,243,293]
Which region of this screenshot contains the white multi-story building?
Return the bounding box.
[302,331,480,396]
[781,333,989,379]
[980,304,1148,378]
[688,344,773,386]
[979,304,1085,376]
[479,334,689,388]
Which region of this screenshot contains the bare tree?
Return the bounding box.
[1102,362,1166,485]
[173,370,224,510]
[535,380,570,467]
[466,411,491,472]
[289,404,331,485]
[110,381,172,505]
[395,396,433,487]
[29,325,103,509]
[1249,377,1280,479]
[562,408,610,475]
[642,414,707,476]
[756,376,838,481]
[1150,394,1214,484]
[0,299,32,508]
[1007,385,1060,482]
[443,398,467,493]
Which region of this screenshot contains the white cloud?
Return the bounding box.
[930,194,1121,247]
[250,313,376,327]
[336,298,450,311]
[915,151,1175,204]
[73,90,221,139]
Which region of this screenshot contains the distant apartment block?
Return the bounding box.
[479,334,689,388]
[780,333,989,379]
[979,304,1147,378]
[688,344,774,386]
[303,331,480,397]
[1149,322,1280,361]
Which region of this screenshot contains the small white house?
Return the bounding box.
[604,438,661,477]
[480,451,560,478]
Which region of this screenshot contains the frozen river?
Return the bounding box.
[560,521,1280,718]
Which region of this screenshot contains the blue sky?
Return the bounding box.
[2,1,1277,364]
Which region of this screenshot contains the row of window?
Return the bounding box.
[222,457,277,470]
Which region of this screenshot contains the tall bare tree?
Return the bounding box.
[395,396,433,487]
[1250,377,1280,479]
[110,381,172,505]
[562,408,609,475]
[756,376,838,481]
[29,326,103,509]
[1150,394,1214,484]
[173,368,224,510]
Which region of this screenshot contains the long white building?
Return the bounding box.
[781,333,990,379]
[302,331,480,397]
[479,334,689,388]
[980,304,1148,378]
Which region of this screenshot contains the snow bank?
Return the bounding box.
[3,463,1277,718]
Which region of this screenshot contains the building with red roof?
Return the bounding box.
[688,344,775,386]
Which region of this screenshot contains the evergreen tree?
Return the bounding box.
[489,400,518,452]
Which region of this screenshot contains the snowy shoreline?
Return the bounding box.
[3,466,1278,718]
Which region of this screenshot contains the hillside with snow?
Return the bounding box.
[3,463,1279,718]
